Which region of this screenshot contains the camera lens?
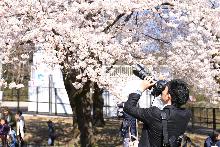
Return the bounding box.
[132,64,149,80]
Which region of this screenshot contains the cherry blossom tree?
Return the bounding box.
[161,1,220,101]
[1,0,220,146]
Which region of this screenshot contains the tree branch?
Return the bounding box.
[105,59,118,73]
[102,13,125,33]
[52,28,61,36]
[143,33,171,44]
[124,11,134,22]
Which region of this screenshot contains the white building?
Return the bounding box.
[28,49,73,114]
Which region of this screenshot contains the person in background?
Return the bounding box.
[0,107,5,119]
[15,110,25,146]
[47,120,55,146]
[2,107,16,129]
[204,130,220,147]
[117,102,138,147]
[8,127,18,147]
[0,118,10,146]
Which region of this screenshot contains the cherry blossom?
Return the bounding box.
[0,0,219,101]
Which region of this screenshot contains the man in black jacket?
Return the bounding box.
[123,78,191,147]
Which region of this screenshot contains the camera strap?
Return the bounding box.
[161,110,169,146]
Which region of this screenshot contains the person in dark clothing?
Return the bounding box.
[0,118,10,146]
[47,120,55,146]
[204,130,220,147]
[123,78,192,147]
[118,102,138,147]
[120,112,137,147]
[2,107,16,128]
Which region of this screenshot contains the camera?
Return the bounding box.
[151,80,167,97]
[132,64,168,97]
[132,64,150,80]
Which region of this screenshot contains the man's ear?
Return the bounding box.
[168,94,171,98]
[167,93,172,101]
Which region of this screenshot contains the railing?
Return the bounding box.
[2,87,28,101]
[4,86,220,130]
[190,107,220,130]
[1,86,72,115]
[1,87,120,118]
[109,65,134,77]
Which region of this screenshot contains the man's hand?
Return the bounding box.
[139,76,156,92]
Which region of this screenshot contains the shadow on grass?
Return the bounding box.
[24,116,125,146]
[94,119,123,147]
[24,116,77,146]
[25,116,208,147]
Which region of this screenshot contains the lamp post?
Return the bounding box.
[17,88,20,110]
[49,74,53,114]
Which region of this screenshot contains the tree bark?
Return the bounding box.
[92,83,105,127]
[64,74,94,147]
[74,81,94,147]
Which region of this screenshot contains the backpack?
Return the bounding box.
[161,110,192,147]
[119,119,129,137]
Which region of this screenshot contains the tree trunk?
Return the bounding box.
[64,74,94,147]
[75,81,94,147]
[63,75,77,126]
[92,83,105,127]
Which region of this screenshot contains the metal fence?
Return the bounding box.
[2,87,28,101]
[1,86,72,116]
[3,86,220,129]
[1,87,122,117]
[1,85,154,118]
[190,107,220,130]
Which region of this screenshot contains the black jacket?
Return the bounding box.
[123,93,192,147]
[119,112,137,138]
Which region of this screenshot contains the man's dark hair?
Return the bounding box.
[16,110,22,116]
[167,79,189,107]
[210,130,220,142]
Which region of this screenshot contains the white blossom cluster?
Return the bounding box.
[0,79,7,90]
[8,82,24,89]
[0,0,220,101]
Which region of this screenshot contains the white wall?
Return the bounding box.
[28,50,72,114]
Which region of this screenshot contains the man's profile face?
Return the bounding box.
[217,134,220,140]
[161,86,170,102]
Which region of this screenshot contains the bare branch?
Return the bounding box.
[102,13,125,33]
[143,33,171,45]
